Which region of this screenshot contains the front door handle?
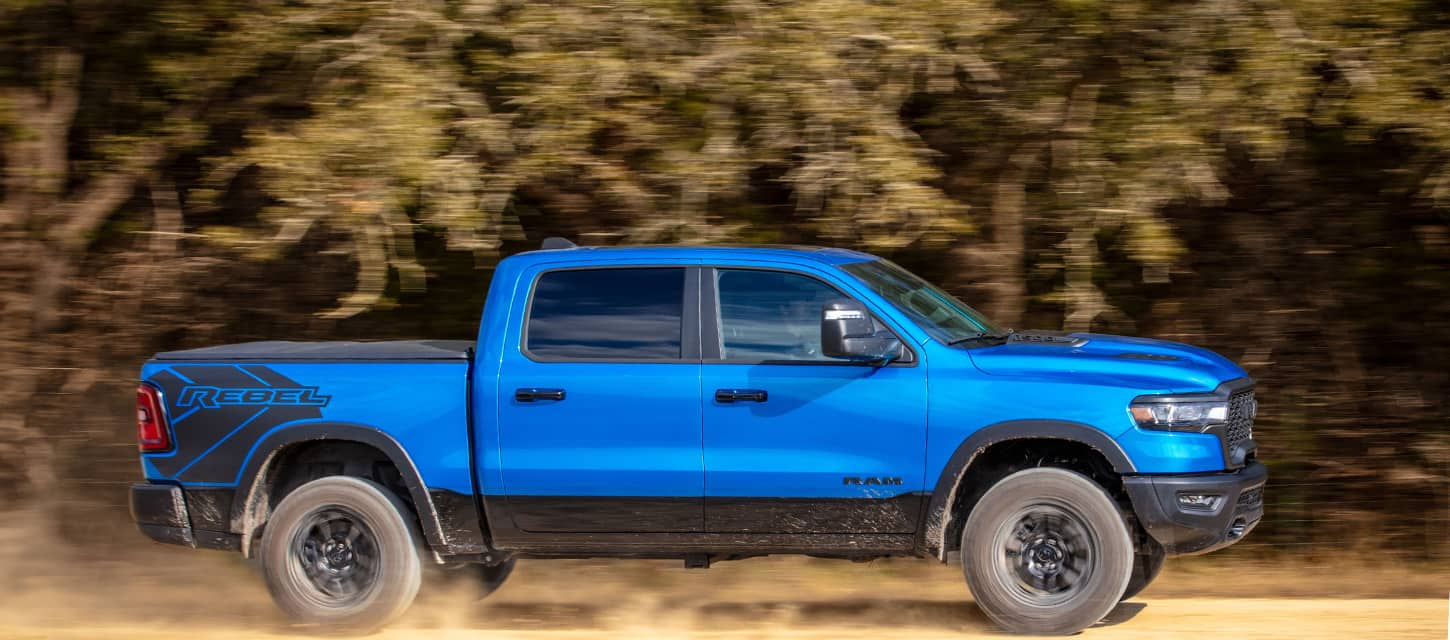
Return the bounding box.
[515,388,566,402]
[715,388,768,403]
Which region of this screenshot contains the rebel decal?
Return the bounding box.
[177,386,331,409]
[144,364,326,483]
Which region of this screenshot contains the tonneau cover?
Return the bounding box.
[153,340,473,362]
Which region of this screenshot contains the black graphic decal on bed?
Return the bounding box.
[145,365,325,484]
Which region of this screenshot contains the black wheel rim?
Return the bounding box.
[290,507,380,606]
[992,502,1097,607]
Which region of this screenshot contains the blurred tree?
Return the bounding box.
[195,0,987,310]
[0,0,1447,553]
[0,0,262,503]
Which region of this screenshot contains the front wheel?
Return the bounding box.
[961,468,1134,635]
[260,476,424,631]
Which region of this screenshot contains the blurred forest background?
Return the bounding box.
[0,0,1447,562]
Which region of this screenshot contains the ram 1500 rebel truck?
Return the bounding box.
[129,240,1265,634]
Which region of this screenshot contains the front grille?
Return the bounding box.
[1237,486,1264,510]
[1224,389,1255,453]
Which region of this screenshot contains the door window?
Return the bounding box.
[525,268,685,360]
[715,269,849,362]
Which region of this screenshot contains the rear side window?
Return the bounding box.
[525,268,685,360]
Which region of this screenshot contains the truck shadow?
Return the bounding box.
[693,598,989,630]
[1097,601,1147,627]
[116,591,1145,635]
[395,598,989,632]
[447,598,1147,633]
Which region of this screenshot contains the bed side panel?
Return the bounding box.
[139,361,472,495]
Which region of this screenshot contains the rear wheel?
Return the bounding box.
[961,468,1134,635]
[260,476,423,631]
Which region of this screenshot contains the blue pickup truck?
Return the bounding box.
[129,240,1264,634]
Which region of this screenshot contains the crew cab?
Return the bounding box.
[129,240,1266,634]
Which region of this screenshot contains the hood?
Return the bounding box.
[966,331,1246,393]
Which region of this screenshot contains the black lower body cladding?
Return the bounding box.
[497,494,925,534]
[129,483,241,551]
[1122,461,1267,555]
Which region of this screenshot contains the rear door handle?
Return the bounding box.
[515,388,566,402]
[714,388,768,403]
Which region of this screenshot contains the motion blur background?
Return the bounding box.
[1,0,1447,576]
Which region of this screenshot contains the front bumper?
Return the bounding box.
[1123,461,1266,555]
[130,483,240,551]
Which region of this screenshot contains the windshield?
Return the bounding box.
[841,259,1005,344]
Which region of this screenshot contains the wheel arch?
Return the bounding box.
[228,422,491,558]
[919,420,1135,560]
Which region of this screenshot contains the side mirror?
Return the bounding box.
[821,299,903,365]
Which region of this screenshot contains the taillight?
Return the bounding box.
[136,384,172,452]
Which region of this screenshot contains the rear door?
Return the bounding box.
[700,265,929,533]
[496,265,704,532]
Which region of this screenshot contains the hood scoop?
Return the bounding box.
[1008,331,1088,347]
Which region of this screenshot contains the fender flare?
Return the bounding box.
[918,419,1135,559]
[227,423,491,557]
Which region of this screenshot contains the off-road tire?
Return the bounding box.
[1120,538,1166,601]
[961,467,1134,635]
[260,476,423,631]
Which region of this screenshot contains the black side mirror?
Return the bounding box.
[821,299,903,365]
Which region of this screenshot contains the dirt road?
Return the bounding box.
[0,597,1442,639]
[0,548,1445,639]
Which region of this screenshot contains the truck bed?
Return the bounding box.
[139,339,476,513]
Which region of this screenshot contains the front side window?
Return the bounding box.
[525,268,684,360]
[715,269,850,362]
[840,259,1003,344]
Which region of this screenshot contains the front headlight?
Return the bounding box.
[1129,399,1229,432]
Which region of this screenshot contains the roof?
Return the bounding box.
[505,243,881,267]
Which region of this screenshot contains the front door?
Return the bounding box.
[497,266,703,532]
[700,266,928,533]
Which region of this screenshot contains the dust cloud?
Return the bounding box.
[0,517,1444,639]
